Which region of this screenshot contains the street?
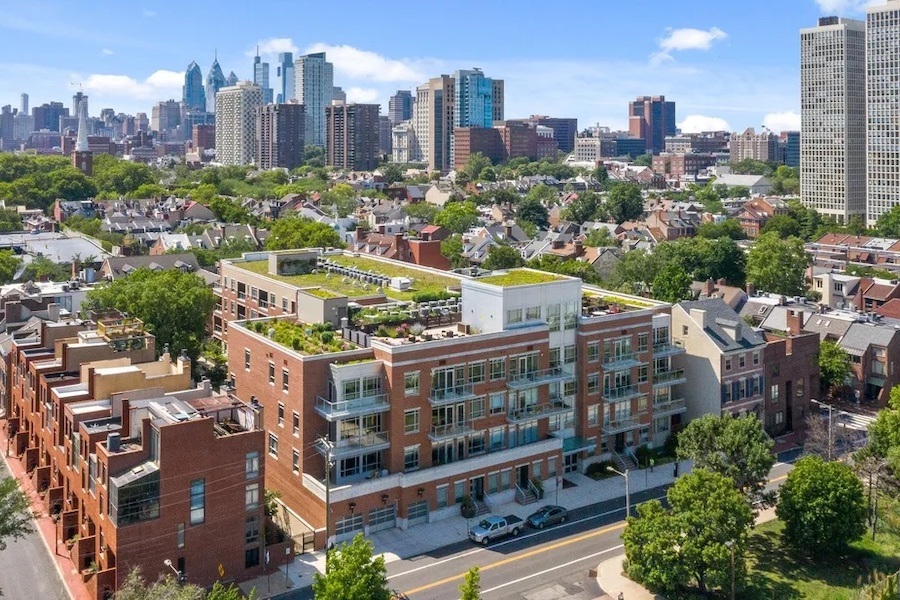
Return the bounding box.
[0,461,69,600]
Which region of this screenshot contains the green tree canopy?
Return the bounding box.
[459,566,482,600]
[876,205,900,238]
[91,154,156,197]
[633,153,653,167]
[440,234,468,269]
[112,568,206,600]
[302,145,325,168]
[0,250,22,285]
[677,413,776,502]
[819,339,851,395]
[434,201,479,234]
[515,197,550,230]
[583,227,618,247]
[312,534,391,600]
[869,386,900,458]
[528,254,602,285]
[0,477,32,551]
[462,152,492,182]
[696,219,745,240]
[746,232,810,296]
[525,184,558,205]
[491,187,520,208]
[776,455,867,556]
[560,191,601,224]
[760,214,802,239]
[623,469,753,596]
[319,183,358,218]
[652,262,693,303]
[606,183,644,224]
[83,269,215,362]
[265,216,344,250]
[404,202,440,223]
[379,163,403,185]
[482,245,524,271]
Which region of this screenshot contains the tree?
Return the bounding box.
[516,197,549,230]
[312,533,391,600]
[676,413,776,502]
[697,219,745,240]
[83,269,215,363]
[560,191,600,224]
[482,245,524,271]
[319,183,358,218]
[462,152,492,182]
[0,477,32,551]
[0,250,21,285]
[459,566,481,600]
[22,255,70,282]
[583,227,618,247]
[623,469,753,596]
[819,339,851,396]
[633,154,653,167]
[876,205,900,238]
[205,581,256,600]
[760,214,802,239]
[113,568,206,600]
[652,263,692,303]
[529,254,603,285]
[776,455,866,556]
[745,232,809,296]
[440,234,469,269]
[265,216,344,251]
[606,183,644,224]
[525,184,558,205]
[91,154,155,197]
[491,187,520,208]
[302,145,325,168]
[869,387,900,458]
[379,163,403,185]
[434,201,479,234]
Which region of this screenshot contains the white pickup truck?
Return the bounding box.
[468,514,524,545]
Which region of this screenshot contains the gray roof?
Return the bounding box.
[103,253,200,279]
[804,313,857,341]
[840,321,900,352]
[680,298,766,352]
[759,304,818,332]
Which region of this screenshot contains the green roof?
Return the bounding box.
[477,269,567,287]
[302,287,342,300]
[237,256,459,301]
[242,319,356,355]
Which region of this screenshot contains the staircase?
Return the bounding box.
[515,484,538,506]
[473,498,490,516]
[612,449,637,472]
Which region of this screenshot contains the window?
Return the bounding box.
[245,483,260,510]
[739,354,746,368]
[244,349,251,370]
[469,396,485,420]
[587,373,600,395]
[752,351,760,366]
[564,345,576,364]
[454,480,465,503]
[547,303,561,330]
[277,403,284,427]
[468,433,485,455]
[489,392,506,414]
[637,365,648,384]
[682,325,689,336]
[507,308,523,324]
[245,547,260,568]
[177,523,185,549]
[245,452,259,479]
[796,378,804,398]
[564,380,577,397]
[771,363,780,377]
[588,404,599,426]
[654,416,670,433]
[500,469,511,490]
[404,409,419,434]
[404,446,419,471]
[488,472,499,494]
[282,369,289,392]
[637,333,649,353]
[564,301,577,329]
[268,433,279,458]
[245,514,260,544]
[282,297,288,312]
[525,306,541,320]
[189,479,205,525]
[725,357,732,371]
[770,384,780,402]
[587,342,600,362]
[490,358,506,381]
[436,485,449,508]
[775,411,784,424]
[292,449,300,474]
[489,427,504,451]
[468,361,485,384]
[404,372,420,396]
[292,412,300,436]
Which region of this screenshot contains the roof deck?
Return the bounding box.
[581,287,664,316]
[240,318,359,356]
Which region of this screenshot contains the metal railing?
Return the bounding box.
[507,399,572,422]
[329,431,390,456]
[428,422,474,441]
[602,414,644,434]
[603,385,642,401]
[603,353,639,367]
[653,342,685,356]
[653,397,687,415]
[315,394,390,420]
[507,366,573,388]
[652,369,686,385]
[429,383,477,406]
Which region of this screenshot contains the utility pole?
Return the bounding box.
[317,436,335,574]
[811,399,834,461]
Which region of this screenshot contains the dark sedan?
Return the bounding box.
[526,505,568,529]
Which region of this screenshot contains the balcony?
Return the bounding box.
[653,398,687,417]
[603,385,643,401]
[428,422,475,441]
[507,366,574,389]
[653,342,686,357]
[602,413,646,435]
[652,368,687,387]
[315,394,390,421]
[429,383,477,406]
[507,399,573,423]
[603,353,642,369]
[321,431,391,458]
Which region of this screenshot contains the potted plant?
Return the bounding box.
[531,477,544,500]
[460,495,477,519]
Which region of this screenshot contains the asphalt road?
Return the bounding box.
[0,461,69,600]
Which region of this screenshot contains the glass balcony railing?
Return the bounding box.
[428,422,474,441]
[507,366,573,388]
[601,414,645,434]
[429,383,477,406]
[327,431,390,457]
[603,353,641,368]
[507,398,573,422]
[603,385,642,401]
[653,341,686,356]
[315,394,390,420]
[653,398,687,416]
[652,369,687,386]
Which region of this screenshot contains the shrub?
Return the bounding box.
[586,461,615,479]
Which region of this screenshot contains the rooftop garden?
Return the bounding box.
[582,291,656,312]
[302,287,343,300]
[237,256,459,301]
[243,319,356,355]
[477,269,566,287]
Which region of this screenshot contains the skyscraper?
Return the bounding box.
[332,86,347,103]
[20,93,28,116]
[294,52,334,147]
[800,16,866,223]
[206,55,226,113]
[414,75,454,172]
[253,49,273,104]
[275,52,294,103]
[216,81,264,166]
[183,61,206,112]
[451,68,504,166]
[72,91,88,118]
[151,100,182,140]
[226,71,239,87]
[388,90,413,125]
[257,102,305,170]
[325,101,380,171]
[866,0,900,225]
[628,95,676,154]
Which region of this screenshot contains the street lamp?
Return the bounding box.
[810,398,834,461]
[163,559,185,583]
[607,465,630,518]
[724,540,735,600]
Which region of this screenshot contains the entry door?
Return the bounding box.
[517,464,529,488]
[471,476,484,501]
[615,432,626,452]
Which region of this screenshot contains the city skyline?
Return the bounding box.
[0,0,884,133]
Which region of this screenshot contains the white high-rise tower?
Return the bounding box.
[215,81,264,166]
[294,52,334,147]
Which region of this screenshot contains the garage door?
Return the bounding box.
[335,514,364,542]
[368,504,397,533]
[407,500,429,527]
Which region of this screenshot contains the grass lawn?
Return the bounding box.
[742,518,900,599]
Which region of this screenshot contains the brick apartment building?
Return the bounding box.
[651,153,717,179]
[3,314,284,599]
[217,251,688,547]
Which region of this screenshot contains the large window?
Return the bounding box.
[246,483,260,510]
[245,452,259,479]
[109,469,160,527]
[405,372,420,396]
[190,479,205,525]
[404,446,419,471]
[245,514,260,544]
[282,369,290,392]
[490,358,506,381]
[468,361,485,384]
[404,409,420,434]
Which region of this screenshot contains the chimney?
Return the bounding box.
[121,398,131,437]
[786,309,802,335]
[574,240,584,257]
[703,278,715,296]
[505,223,513,239]
[47,303,60,323]
[746,282,756,296]
[690,308,707,329]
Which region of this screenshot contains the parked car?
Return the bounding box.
[468,514,523,545]
[526,505,568,529]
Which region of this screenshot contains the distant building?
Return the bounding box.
[652,153,717,179]
[451,68,504,166]
[32,101,68,132]
[391,121,415,164]
[150,100,181,140]
[252,48,274,104]
[782,131,800,168]
[508,116,578,154]
[275,52,294,103]
[378,115,393,156]
[729,128,780,163]
[628,96,675,154]
[72,99,92,176]
[215,82,264,166]
[205,54,227,113]
[20,92,28,115]
[414,75,455,172]
[257,102,305,170]
[388,90,413,125]
[192,123,215,151]
[182,61,206,112]
[295,52,334,147]
[326,102,380,171]
[332,86,347,103]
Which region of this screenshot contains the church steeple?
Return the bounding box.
[74,99,89,152]
[72,98,93,175]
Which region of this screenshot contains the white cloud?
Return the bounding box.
[346,87,380,103]
[678,114,731,133]
[763,111,801,132]
[101,48,114,56]
[250,37,299,57]
[142,9,156,17]
[812,0,884,13]
[652,27,727,64]
[83,70,182,99]
[304,43,425,82]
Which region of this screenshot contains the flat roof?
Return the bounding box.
[476,269,568,287]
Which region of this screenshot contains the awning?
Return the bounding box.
[844,347,866,357]
[562,436,596,455]
[867,375,886,388]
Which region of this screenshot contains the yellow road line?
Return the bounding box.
[400,521,626,596]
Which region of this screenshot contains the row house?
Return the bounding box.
[218,252,688,548]
[3,314,281,598]
[736,197,790,238]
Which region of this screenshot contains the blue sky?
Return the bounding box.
[0,0,884,133]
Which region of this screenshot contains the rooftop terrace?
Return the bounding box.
[241,318,358,355]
